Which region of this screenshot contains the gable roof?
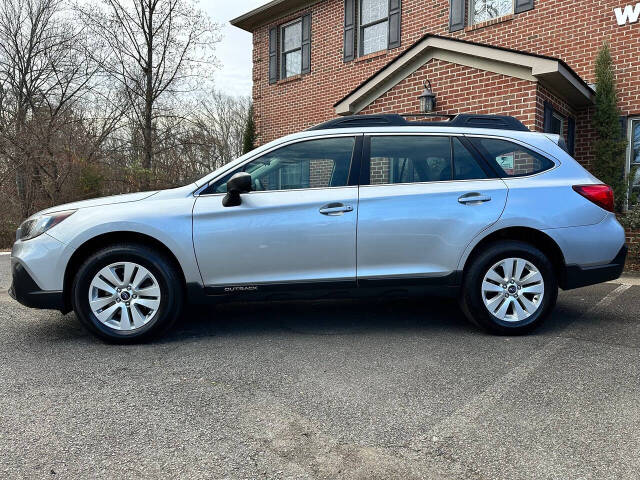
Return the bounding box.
[334,34,594,115]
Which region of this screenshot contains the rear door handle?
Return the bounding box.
[458,193,492,205]
[319,203,354,216]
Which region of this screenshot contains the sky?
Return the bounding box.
[202,0,269,98]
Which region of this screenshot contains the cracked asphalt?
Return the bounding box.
[1,253,639,479]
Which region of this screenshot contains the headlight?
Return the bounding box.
[16,210,76,241]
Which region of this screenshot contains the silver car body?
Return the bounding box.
[10,124,626,305]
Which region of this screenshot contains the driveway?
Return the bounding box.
[1,253,639,479]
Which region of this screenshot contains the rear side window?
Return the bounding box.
[469,137,554,177]
[452,138,487,180]
[368,136,489,185]
[369,136,452,185]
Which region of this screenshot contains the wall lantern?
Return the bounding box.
[418,80,436,113]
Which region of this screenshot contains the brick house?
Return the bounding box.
[231,0,640,266]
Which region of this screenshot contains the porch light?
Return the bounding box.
[419,80,436,113]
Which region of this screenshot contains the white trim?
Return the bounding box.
[334,36,594,115]
[626,116,640,208]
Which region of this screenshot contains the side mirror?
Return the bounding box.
[222,172,252,207]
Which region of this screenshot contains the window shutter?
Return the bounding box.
[567,117,576,156]
[514,0,535,14]
[388,0,401,49]
[344,0,355,62]
[543,101,553,133]
[268,27,278,84]
[301,14,311,74]
[449,0,466,32]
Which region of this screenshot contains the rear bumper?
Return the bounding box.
[9,260,66,311]
[561,244,627,290]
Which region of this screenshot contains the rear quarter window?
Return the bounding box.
[469,137,555,177]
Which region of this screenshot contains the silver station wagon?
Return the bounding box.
[10,114,627,342]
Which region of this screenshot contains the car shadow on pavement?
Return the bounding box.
[160,296,477,343]
[11,294,592,344]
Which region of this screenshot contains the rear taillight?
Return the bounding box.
[572,184,615,212]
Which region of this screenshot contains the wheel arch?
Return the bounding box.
[62,231,187,313]
[461,227,567,287]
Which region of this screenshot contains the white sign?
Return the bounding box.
[496,154,514,171]
[615,3,640,25]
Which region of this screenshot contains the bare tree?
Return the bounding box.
[77,0,220,188]
[0,0,96,217]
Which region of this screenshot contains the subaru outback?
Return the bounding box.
[9,114,627,342]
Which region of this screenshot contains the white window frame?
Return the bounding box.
[469,0,514,25]
[358,0,389,56]
[280,18,303,79]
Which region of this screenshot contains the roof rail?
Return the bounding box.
[306,113,530,132]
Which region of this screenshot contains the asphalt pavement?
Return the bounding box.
[1,253,639,479]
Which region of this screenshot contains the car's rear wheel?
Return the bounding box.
[460,240,557,335]
[72,244,183,343]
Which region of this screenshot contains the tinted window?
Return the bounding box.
[469,137,554,177]
[452,138,487,180]
[211,137,355,193]
[369,136,451,185]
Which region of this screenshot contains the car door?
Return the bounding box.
[193,135,361,292]
[356,134,508,282]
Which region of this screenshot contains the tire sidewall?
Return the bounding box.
[72,245,182,342]
[462,241,558,334]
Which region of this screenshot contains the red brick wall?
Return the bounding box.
[251,0,640,149]
[359,59,539,129]
[625,227,640,271]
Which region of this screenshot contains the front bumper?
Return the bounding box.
[561,244,628,290]
[9,261,66,311]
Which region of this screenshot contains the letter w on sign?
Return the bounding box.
[615,3,640,25]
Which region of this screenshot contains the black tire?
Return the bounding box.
[72,243,184,343]
[459,240,558,335]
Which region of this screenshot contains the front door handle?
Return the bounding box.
[319,203,354,216]
[458,192,492,205]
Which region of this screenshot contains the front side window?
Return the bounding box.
[469,137,554,177]
[360,0,389,55]
[469,0,513,24]
[281,20,302,78]
[211,137,355,193]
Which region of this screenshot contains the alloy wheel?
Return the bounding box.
[481,257,545,322]
[88,262,161,331]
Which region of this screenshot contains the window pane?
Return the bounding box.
[470,138,554,177]
[361,0,388,24]
[283,21,302,51]
[631,169,640,200]
[550,115,563,136]
[362,21,388,55]
[632,120,640,165]
[369,136,452,185]
[470,0,513,24]
[284,50,302,77]
[213,137,355,193]
[453,138,487,180]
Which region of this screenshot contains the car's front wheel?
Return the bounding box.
[460,240,558,335]
[72,243,184,343]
